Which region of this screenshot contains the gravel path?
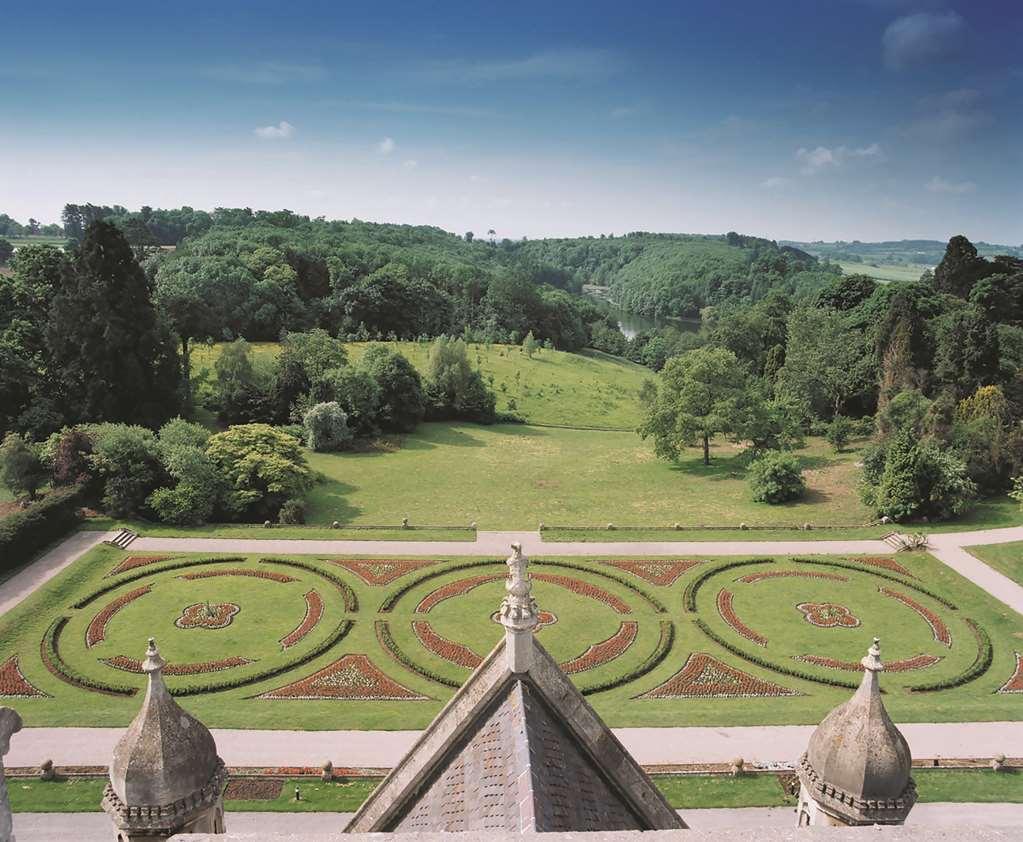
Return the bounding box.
[0,530,111,616]
[928,527,1023,617]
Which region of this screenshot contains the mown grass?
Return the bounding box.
[12,768,1020,812]
[191,341,653,429]
[1,545,1020,730]
[304,426,881,530]
[967,541,1023,587]
[836,261,930,283]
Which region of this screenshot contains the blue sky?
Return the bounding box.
[2,0,1020,243]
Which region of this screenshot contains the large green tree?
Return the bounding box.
[639,346,750,465]
[45,222,181,427]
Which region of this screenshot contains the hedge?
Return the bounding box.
[375,620,460,688]
[72,557,246,608]
[909,618,992,693]
[789,557,957,609]
[378,559,496,613]
[683,559,774,612]
[178,619,354,697]
[694,618,861,691]
[0,485,84,575]
[582,620,675,696]
[540,559,666,613]
[258,557,358,612]
[40,616,138,697]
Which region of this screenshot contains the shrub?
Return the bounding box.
[90,424,162,517]
[825,415,854,452]
[50,428,94,489]
[1011,476,1023,510]
[278,498,306,524]
[0,485,84,573]
[303,402,353,452]
[0,433,46,499]
[747,452,806,504]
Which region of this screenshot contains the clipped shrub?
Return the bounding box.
[0,485,84,573]
[747,452,806,504]
[375,620,459,688]
[278,498,306,525]
[581,620,675,696]
[909,619,992,692]
[683,559,773,611]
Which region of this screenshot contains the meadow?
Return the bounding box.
[0,543,1019,731]
[834,261,930,283]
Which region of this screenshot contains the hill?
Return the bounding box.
[785,238,1023,267]
[191,340,653,429]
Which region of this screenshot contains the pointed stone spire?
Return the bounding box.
[499,543,538,672]
[102,638,228,839]
[796,637,916,827]
[0,707,23,842]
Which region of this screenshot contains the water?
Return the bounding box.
[612,307,701,340]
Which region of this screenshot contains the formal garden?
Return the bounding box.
[0,542,1019,730]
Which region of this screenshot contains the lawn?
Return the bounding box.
[191,341,653,429]
[11,768,1020,812]
[967,541,1023,587]
[0,544,1019,730]
[304,425,878,530]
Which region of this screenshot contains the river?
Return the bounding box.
[611,307,702,340]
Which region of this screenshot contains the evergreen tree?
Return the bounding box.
[45,221,180,426]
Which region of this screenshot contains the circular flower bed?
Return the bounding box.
[796,602,861,629]
[175,602,241,630]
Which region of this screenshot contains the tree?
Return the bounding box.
[358,345,425,432]
[424,336,496,423]
[51,428,94,488]
[639,347,749,465]
[775,306,863,419]
[303,402,353,452]
[825,415,854,452]
[0,433,46,499]
[934,307,1001,398]
[311,367,381,436]
[0,238,13,265]
[205,424,312,519]
[747,451,806,504]
[522,330,538,358]
[89,424,163,517]
[933,235,998,299]
[464,231,474,242]
[45,221,180,427]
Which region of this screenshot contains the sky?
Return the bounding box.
[1,0,1021,243]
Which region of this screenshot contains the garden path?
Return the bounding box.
[928,527,1023,617]
[8,721,1022,768]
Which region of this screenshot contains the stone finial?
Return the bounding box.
[0,706,23,842]
[499,543,538,672]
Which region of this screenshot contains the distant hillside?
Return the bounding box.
[784,238,1023,267]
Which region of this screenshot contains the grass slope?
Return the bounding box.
[835,262,930,283]
[191,341,653,429]
[967,541,1023,586]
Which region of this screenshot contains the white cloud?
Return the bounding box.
[204,62,326,84]
[905,88,990,142]
[760,176,789,189]
[402,159,418,169]
[426,47,625,83]
[883,11,966,69]
[926,176,976,195]
[253,120,296,140]
[796,143,883,175]
[376,137,396,155]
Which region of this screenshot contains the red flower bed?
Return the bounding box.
[560,622,638,674]
[639,652,797,698]
[175,602,241,630]
[796,602,861,629]
[103,655,253,675]
[0,655,48,697]
[106,555,172,577]
[738,570,847,584]
[999,652,1023,694]
[328,558,436,586]
[280,590,324,650]
[857,556,916,578]
[716,589,767,647]
[604,560,702,586]
[412,621,483,669]
[257,654,428,700]
[180,568,296,583]
[879,587,951,647]
[416,572,631,614]
[86,586,152,648]
[416,574,503,612]
[794,653,941,672]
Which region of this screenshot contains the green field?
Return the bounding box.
[967,542,1023,586]
[191,341,653,429]
[304,426,877,530]
[836,262,930,283]
[1,543,1019,731]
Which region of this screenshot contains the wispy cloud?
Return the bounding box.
[425,47,625,83]
[204,62,326,84]
[882,11,966,69]
[402,159,418,169]
[926,175,976,195]
[760,176,789,189]
[904,88,991,142]
[253,120,296,140]
[376,137,396,155]
[796,143,883,175]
